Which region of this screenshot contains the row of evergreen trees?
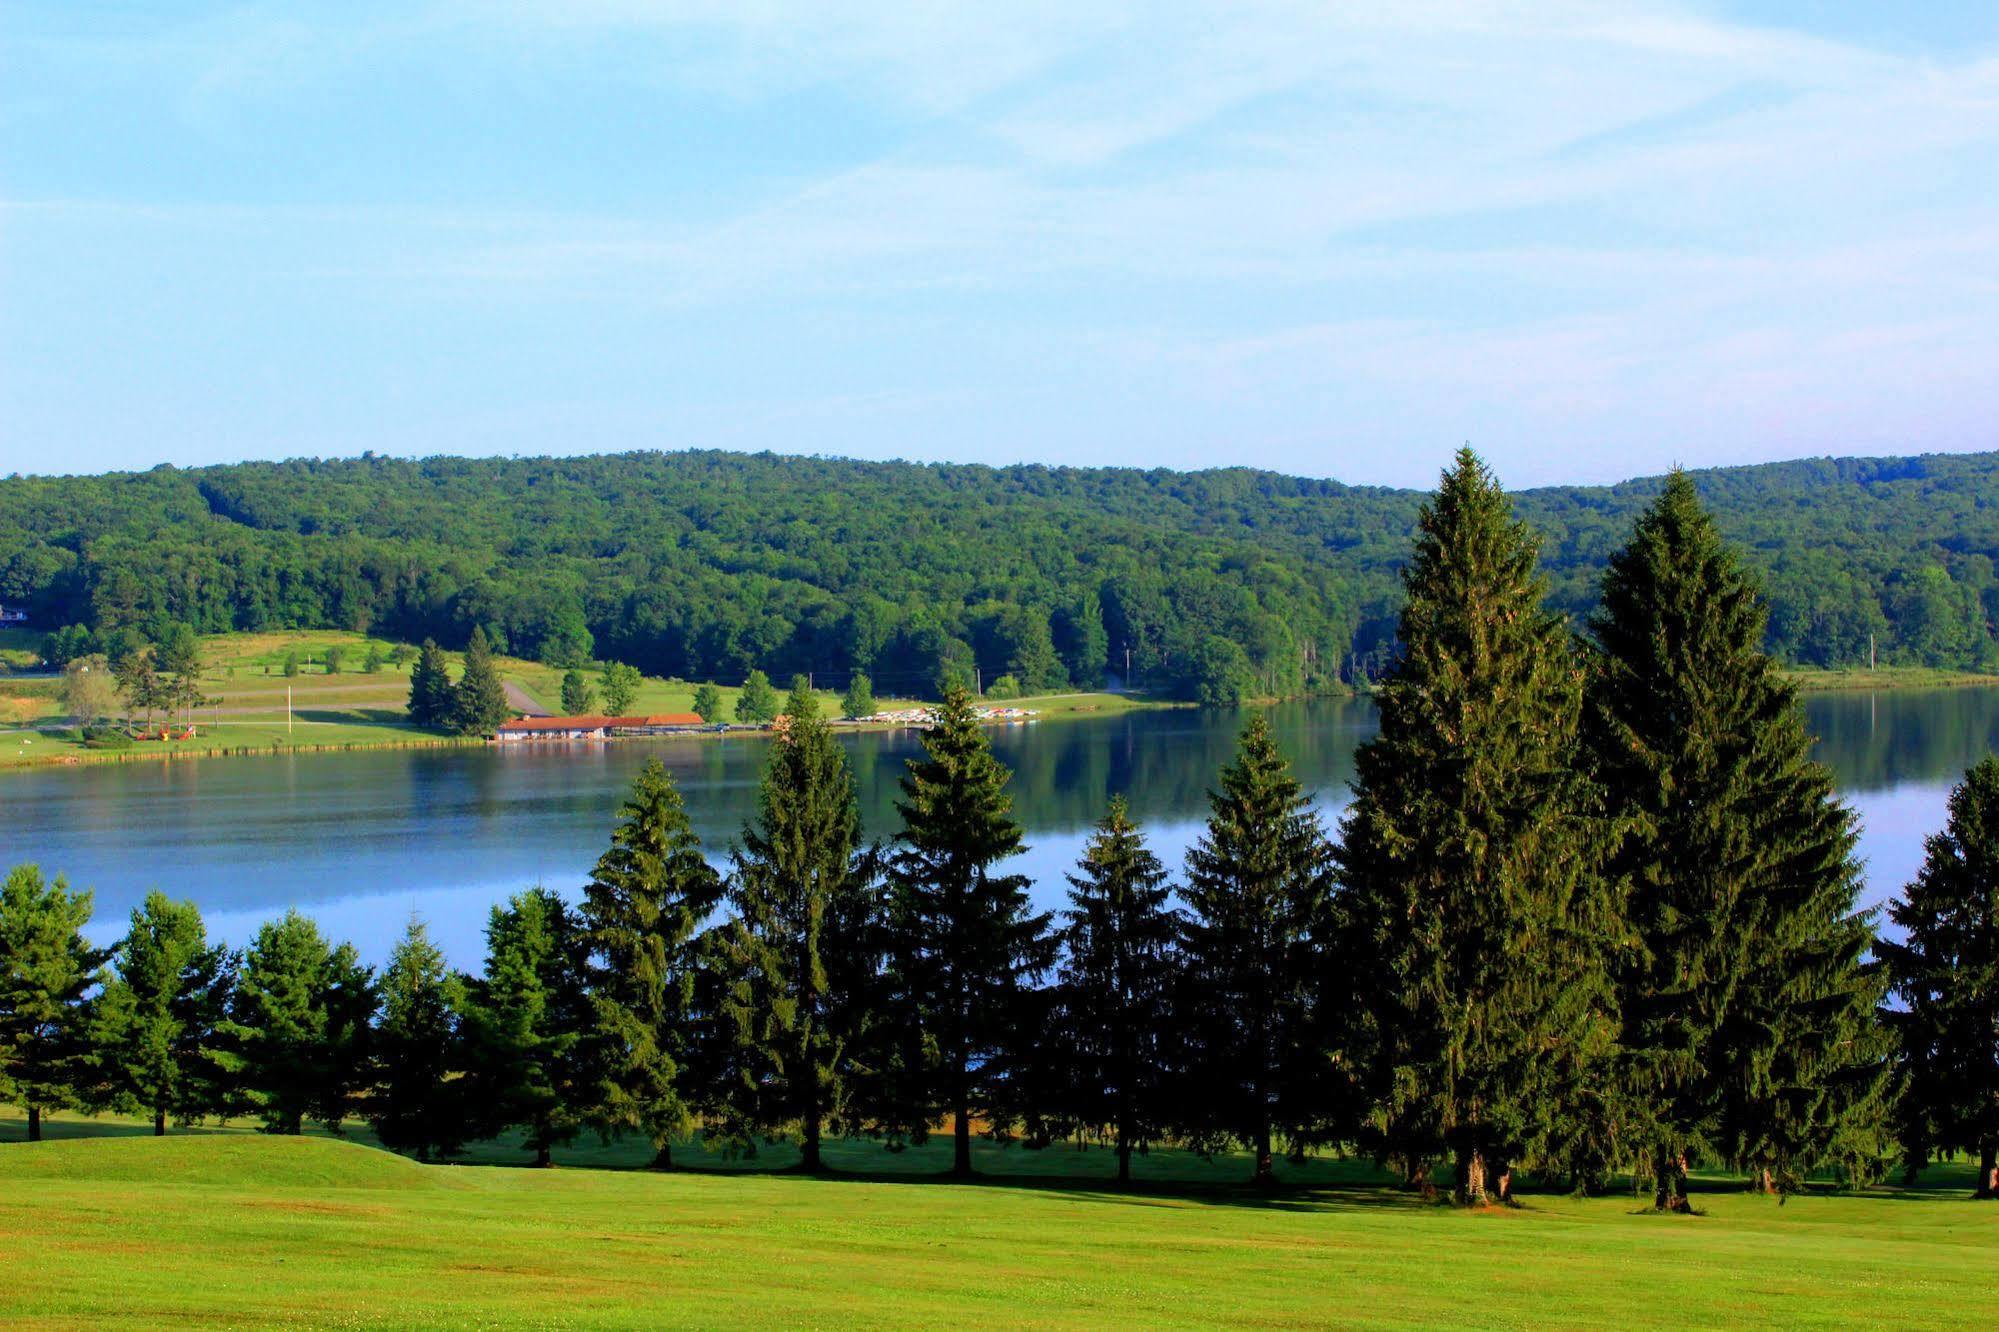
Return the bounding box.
[5,452,1995,1203]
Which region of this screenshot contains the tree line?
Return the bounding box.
[11,450,1999,709]
[5,452,1997,1204]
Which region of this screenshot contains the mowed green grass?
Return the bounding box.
[1,1118,1994,1329]
[0,629,1155,769]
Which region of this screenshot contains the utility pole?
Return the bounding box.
[287,684,293,735]
[974,665,982,696]
[1869,632,1877,672]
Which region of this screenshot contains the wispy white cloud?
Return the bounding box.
[2,1,1996,480]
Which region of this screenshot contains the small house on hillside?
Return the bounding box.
[0,604,27,625]
[495,713,705,742]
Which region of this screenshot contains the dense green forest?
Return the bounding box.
[3,449,1997,699]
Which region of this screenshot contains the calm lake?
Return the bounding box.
[8,690,1998,967]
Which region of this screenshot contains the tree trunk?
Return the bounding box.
[154,1106,168,1137]
[1251,1123,1275,1187]
[27,1104,42,1143]
[1748,1167,1774,1195]
[1455,1147,1489,1207]
[801,1102,824,1174]
[952,1103,972,1178]
[534,1141,552,1168]
[1653,1147,1690,1212]
[1977,1142,1997,1200]
[652,1142,674,1171]
[1493,1161,1514,1207]
[1116,1138,1132,1185]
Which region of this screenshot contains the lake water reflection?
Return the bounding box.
[7,688,1998,967]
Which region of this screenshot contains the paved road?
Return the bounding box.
[504,681,550,716]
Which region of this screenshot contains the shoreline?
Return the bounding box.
[0,692,1186,774]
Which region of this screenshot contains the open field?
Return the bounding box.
[1,1115,1994,1329]
[0,630,1160,770]
[1783,665,1999,692]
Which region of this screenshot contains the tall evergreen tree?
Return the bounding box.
[1337,449,1622,1205]
[881,684,1055,1177]
[1178,718,1332,1184]
[221,910,375,1135]
[90,892,233,1136]
[560,669,596,715]
[581,761,723,1168]
[0,865,107,1142]
[370,918,466,1163]
[714,682,882,1170]
[407,639,455,728]
[452,625,510,735]
[1881,757,1999,1197]
[1588,469,1887,1206]
[1053,796,1179,1184]
[466,888,597,1167]
[841,672,875,721]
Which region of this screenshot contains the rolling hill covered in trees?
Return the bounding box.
[1,448,1996,699]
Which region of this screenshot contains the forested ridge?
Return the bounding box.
[3,447,1997,698]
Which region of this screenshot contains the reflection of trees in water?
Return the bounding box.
[842,700,1374,841]
[1804,690,1999,794]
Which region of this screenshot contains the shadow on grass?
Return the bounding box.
[11,1108,1986,1210]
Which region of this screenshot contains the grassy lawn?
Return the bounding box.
[0,630,1157,770]
[1784,664,1999,692]
[0,1115,1993,1329]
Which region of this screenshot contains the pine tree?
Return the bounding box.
[1587,470,1888,1206]
[736,670,779,724]
[0,865,108,1141]
[581,762,722,1168]
[371,918,466,1163]
[90,892,233,1136]
[560,669,596,715]
[714,681,882,1170]
[452,626,510,735]
[841,672,876,721]
[220,910,376,1135]
[1178,717,1332,1184]
[407,639,455,728]
[1882,758,1999,1197]
[1337,449,1621,1206]
[1052,796,1179,1184]
[881,685,1055,1176]
[465,888,597,1167]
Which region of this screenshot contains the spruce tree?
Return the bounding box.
[466,888,597,1167]
[882,684,1055,1176]
[1881,758,1999,1197]
[0,865,108,1142]
[371,918,466,1163]
[1588,469,1887,1206]
[452,626,510,735]
[407,639,455,728]
[714,682,882,1170]
[842,672,876,721]
[1337,449,1621,1205]
[221,910,375,1135]
[1053,796,1179,1184]
[1178,717,1332,1184]
[90,892,233,1136]
[560,669,596,715]
[581,761,722,1168]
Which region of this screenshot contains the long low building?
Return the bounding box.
[496,712,707,741]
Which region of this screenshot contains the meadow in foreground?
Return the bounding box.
[1,1126,1994,1330]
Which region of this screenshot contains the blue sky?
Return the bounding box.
[3,2,1996,487]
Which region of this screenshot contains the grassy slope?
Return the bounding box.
[2,631,1158,771]
[0,1127,1993,1329]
